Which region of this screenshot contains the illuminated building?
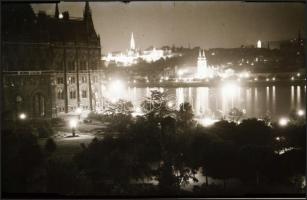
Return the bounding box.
[257,40,262,48]
[2,2,104,119]
[196,49,215,79]
[102,32,175,67]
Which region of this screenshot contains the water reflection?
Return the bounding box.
[297,86,301,108]
[254,88,258,116]
[104,84,306,120]
[272,86,276,115]
[291,85,295,109]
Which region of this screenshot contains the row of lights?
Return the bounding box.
[109,74,305,85]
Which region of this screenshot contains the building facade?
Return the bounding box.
[102,32,175,67]
[1,2,104,119]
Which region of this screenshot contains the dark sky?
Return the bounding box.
[31,1,305,54]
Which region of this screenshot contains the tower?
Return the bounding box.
[130,32,135,50]
[257,40,261,48]
[83,1,95,38]
[83,1,92,22]
[197,49,208,79]
[54,3,59,19]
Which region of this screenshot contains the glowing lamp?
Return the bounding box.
[19,113,26,120]
[278,117,289,127]
[76,107,82,114]
[69,119,78,129]
[297,109,305,116]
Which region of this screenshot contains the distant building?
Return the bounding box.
[102,32,175,67]
[257,40,262,48]
[2,2,104,119]
[196,49,209,78]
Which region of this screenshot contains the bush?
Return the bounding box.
[87,112,102,121]
[45,138,57,155]
[51,117,65,126]
[33,120,54,138]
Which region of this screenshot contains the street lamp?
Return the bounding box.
[19,113,27,120]
[69,119,78,137]
[278,117,289,127]
[76,107,82,120]
[297,109,305,117]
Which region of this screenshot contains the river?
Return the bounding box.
[105,83,306,121]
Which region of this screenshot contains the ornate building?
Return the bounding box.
[102,32,175,67]
[196,49,215,79]
[1,2,104,119]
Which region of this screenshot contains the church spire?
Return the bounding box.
[202,49,206,58]
[198,49,202,58]
[130,32,135,50]
[83,1,92,21]
[54,3,59,19]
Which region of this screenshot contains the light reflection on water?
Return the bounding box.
[107,85,306,120]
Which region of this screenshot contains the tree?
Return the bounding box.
[204,140,239,191]
[105,99,134,116]
[45,158,79,194]
[2,124,44,193]
[44,138,57,156]
[177,102,196,132]
[237,144,274,185]
[228,107,244,122]
[105,99,134,133]
[141,90,173,122]
[236,118,273,146]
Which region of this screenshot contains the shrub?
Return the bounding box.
[45,138,57,155]
[34,120,54,138]
[87,112,101,121]
[51,117,65,126]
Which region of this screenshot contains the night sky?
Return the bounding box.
[31,1,305,54]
